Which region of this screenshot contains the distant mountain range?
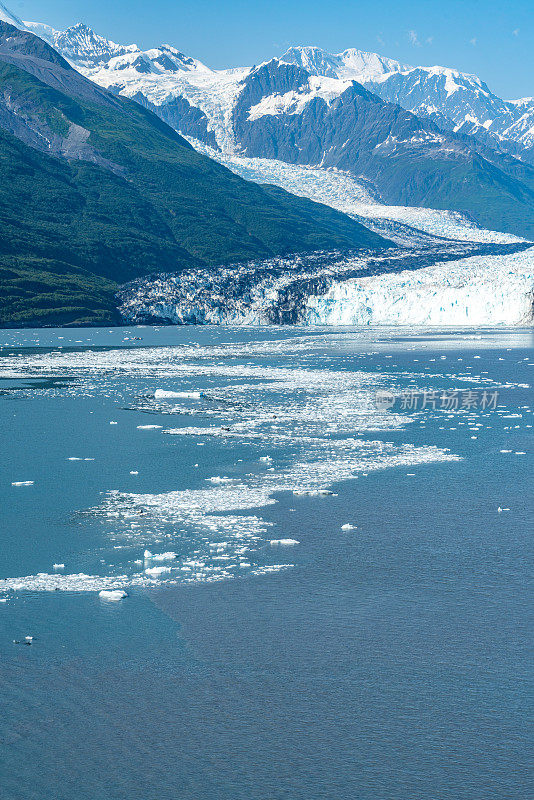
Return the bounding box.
[0,3,532,327]
[16,14,533,240]
[26,20,534,165]
[281,46,534,163]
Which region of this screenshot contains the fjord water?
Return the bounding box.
[0,326,532,800]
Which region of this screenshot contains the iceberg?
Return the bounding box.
[99,589,128,601]
[144,565,171,576]
[270,539,300,546]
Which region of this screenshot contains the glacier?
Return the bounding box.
[305,250,534,326]
[117,150,533,328]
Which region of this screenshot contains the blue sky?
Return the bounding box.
[12,0,534,99]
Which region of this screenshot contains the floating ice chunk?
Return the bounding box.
[515,451,526,455]
[53,563,65,570]
[154,389,204,399]
[0,598,7,603]
[500,449,512,453]
[136,425,162,430]
[109,421,118,425]
[341,524,356,531]
[497,507,511,513]
[144,566,171,576]
[25,635,33,642]
[207,476,237,484]
[143,550,153,558]
[270,538,300,546]
[148,552,176,562]
[68,457,83,461]
[260,456,273,463]
[130,470,139,475]
[99,589,127,601]
[11,481,34,486]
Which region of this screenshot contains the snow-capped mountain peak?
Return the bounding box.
[280,45,409,83]
[23,19,139,69]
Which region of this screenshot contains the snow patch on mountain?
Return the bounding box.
[248,75,352,120]
[88,52,245,151]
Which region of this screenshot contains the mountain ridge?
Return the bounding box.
[0,19,389,327]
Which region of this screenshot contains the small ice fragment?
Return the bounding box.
[515,452,526,455]
[150,552,176,562]
[270,539,300,546]
[136,425,162,430]
[130,470,139,475]
[68,457,83,461]
[260,456,272,463]
[99,589,127,601]
[25,635,33,642]
[145,566,171,576]
[53,563,65,570]
[12,481,34,486]
[154,389,204,399]
[143,550,153,559]
[341,524,356,531]
[293,489,333,496]
[497,507,511,513]
[109,421,118,425]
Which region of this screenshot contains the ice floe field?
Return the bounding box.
[0,325,532,800]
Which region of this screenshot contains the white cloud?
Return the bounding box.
[513,28,520,37]
[426,36,434,45]
[470,37,477,46]
[408,30,421,47]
